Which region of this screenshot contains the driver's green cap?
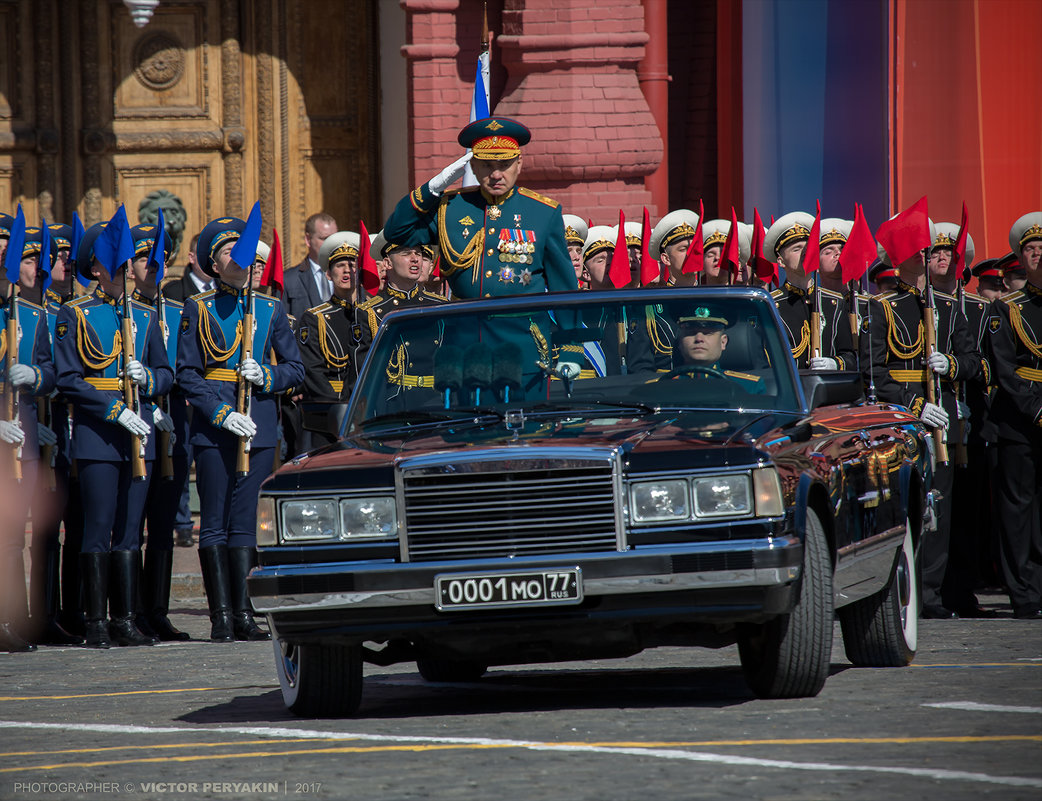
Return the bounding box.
[677,305,729,327]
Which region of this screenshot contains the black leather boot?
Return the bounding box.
[0,553,35,652]
[36,549,84,646]
[229,546,270,641]
[143,548,190,641]
[81,552,111,649]
[199,545,234,642]
[108,550,157,646]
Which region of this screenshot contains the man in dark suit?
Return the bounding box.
[161,234,212,302]
[283,212,337,321]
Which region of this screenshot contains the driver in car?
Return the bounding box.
[672,305,765,394]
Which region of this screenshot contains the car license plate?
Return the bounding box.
[435,568,582,611]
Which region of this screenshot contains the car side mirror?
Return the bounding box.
[800,370,864,410]
[300,402,349,437]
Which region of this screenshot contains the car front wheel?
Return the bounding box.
[274,639,363,717]
[738,507,834,698]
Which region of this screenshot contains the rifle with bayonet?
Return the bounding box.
[155,294,175,480]
[5,283,21,480]
[922,251,949,465]
[121,262,147,480]
[235,260,256,477]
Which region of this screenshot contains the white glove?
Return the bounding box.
[555,361,582,380]
[152,405,174,433]
[221,411,257,439]
[125,359,148,388]
[926,351,950,375]
[810,356,838,371]
[0,419,25,445]
[428,153,473,196]
[37,424,58,447]
[8,363,36,387]
[117,408,150,438]
[956,400,971,421]
[239,357,265,387]
[919,401,949,429]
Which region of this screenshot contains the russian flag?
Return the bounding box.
[462,49,491,188]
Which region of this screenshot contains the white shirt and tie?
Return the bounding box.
[309,259,332,302]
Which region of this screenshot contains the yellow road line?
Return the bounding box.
[0,687,267,701]
[0,738,352,758]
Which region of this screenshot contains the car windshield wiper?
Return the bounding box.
[523,400,658,417]
[357,408,501,432]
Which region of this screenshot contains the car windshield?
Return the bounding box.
[345,289,803,434]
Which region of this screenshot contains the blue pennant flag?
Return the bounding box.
[147,206,167,284]
[39,218,52,292]
[4,204,26,285]
[229,201,262,270]
[70,212,90,288]
[93,206,135,278]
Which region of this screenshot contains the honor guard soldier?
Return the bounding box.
[869,259,898,294]
[1,222,58,652]
[818,218,853,294]
[563,214,589,288]
[650,209,700,288]
[176,213,304,642]
[383,117,577,298]
[861,219,977,618]
[296,231,361,447]
[988,212,1042,619]
[700,218,748,286]
[126,222,190,641]
[353,231,449,392]
[766,212,856,371]
[55,214,173,648]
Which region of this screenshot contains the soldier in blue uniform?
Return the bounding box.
[54,216,173,648]
[176,214,304,642]
[1,225,58,652]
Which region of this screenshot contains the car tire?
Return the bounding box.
[274,639,363,717]
[838,521,918,667]
[416,657,488,683]
[738,507,834,699]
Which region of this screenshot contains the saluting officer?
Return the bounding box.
[766,212,857,371]
[176,214,304,642]
[988,212,1042,619]
[1,224,58,653]
[55,216,173,648]
[296,231,361,447]
[861,222,977,619]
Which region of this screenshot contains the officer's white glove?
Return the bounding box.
[554,361,582,380]
[221,411,257,439]
[37,424,58,447]
[152,405,175,433]
[0,419,25,445]
[919,402,949,429]
[956,400,971,420]
[239,357,265,387]
[810,356,838,371]
[125,359,148,388]
[926,351,950,375]
[428,153,473,196]
[8,363,36,388]
[116,408,150,438]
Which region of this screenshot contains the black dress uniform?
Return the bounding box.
[771,283,857,370]
[176,215,304,641]
[988,281,1042,618]
[861,279,977,616]
[54,225,173,648]
[297,294,355,447]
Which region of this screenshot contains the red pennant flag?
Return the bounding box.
[751,208,776,283]
[607,209,630,288]
[432,254,441,279]
[260,228,284,297]
[953,201,969,271]
[639,206,658,286]
[803,199,822,274]
[681,198,704,274]
[358,219,381,295]
[875,195,931,266]
[840,204,876,283]
[720,207,741,281]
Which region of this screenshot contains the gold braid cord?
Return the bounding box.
[880,301,924,360]
[316,313,350,369]
[644,308,672,356]
[1008,302,1042,361]
[196,299,242,363]
[386,344,406,384]
[437,199,485,279]
[74,306,122,370]
[530,320,550,366]
[790,320,810,360]
[0,330,6,361]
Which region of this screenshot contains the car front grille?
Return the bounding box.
[398,449,620,562]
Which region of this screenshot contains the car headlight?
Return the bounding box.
[692,474,752,518]
[282,499,339,542]
[753,467,785,517]
[340,497,397,539]
[630,479,689,522]
[256,496,277,546]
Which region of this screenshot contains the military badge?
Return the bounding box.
[989,317,1001,334]
[298,326,310,344]
[181,316,190,333]
[519,268,532,286]
[498,266,515,283]
[861,318,871,334]
[55,321,68,341]
[487,206,502,220]
[485,120,504,132]
[352,324,363,343]
[459,216,474,226]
